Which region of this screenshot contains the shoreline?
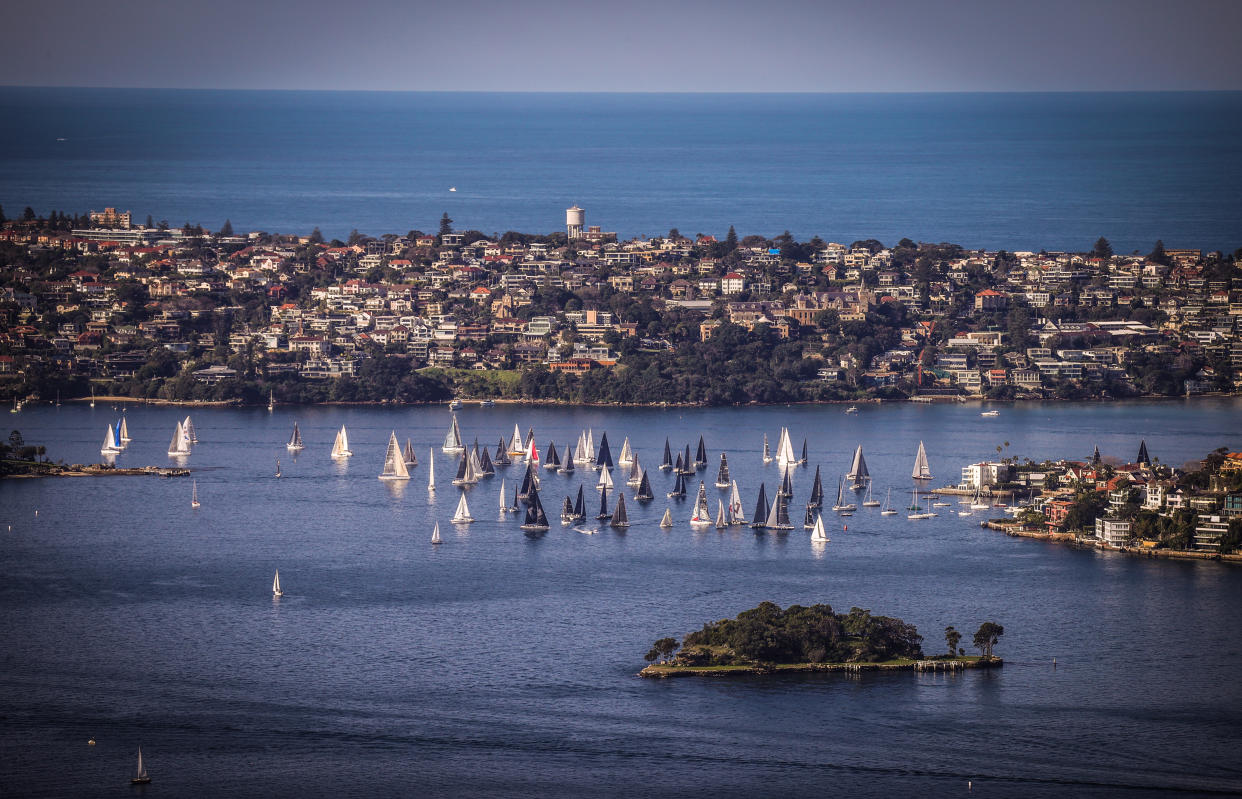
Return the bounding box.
[982,520,1242,565]
[640,656,1002,679]
[1,464,190,479]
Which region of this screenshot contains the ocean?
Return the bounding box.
[1,88,1240,252]
[1,399,1240,797]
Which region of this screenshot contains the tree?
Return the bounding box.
[668,227,680,241]
[219,219,234,237]
[1092,237,1113,259]
[439,212,453,237]
[644,637,680,663]
[309,227,324,244]
[0,205,6,224]
[725,225,737,251]
[1148,239,1169,266]
[944,626,961,657]
[145,214,154,228]
[972,622,1004,659]
[23,206,36,221]
[8,430,24,450]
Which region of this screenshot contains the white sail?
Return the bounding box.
[133,748,149,783]
[584,429,595,464]
[511,423,525,456]
[287,422,304,452]
[660,507,673,528]
[183,415,197,443]
[881,487,898,515]
[428,448,436,491]
[379,431,410,480]
[330,426,352,458]
[729,480,745,524]
[762,434,772,463]
[191,480,200,508]
[714,499,728,529]
[912,440,932,481]
[618,436,633,466]
[442,414,464,453]
[847,445,869,481]
[272,569,282,597]
[167,421,191,456]
[597,467,614,490]
[102,424,122,455]
[811,513,829,542]
[267,389,274,411]
[499,478,507,511]
[119,416,131,443]
[431,521,442,544]
[690,481,712,525]
[776,427,797,468]
[451,492,474,523]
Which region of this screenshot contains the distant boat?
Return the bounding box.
[130,748,151,785]
[287,422,304,452]
[618,436,633,467]
[379,431,411,480]
[479,399,495,408]
[610,492,630,529]
[191,480,200,509]
[714,499,728,530]
[543,440,561,470]
[449,187,457,192]
[119,416,131,443]
[715,453,731,488]
[689,481,712,528]
[912,441,933,481]
[521,487,550,532]
[775,427,797,468]
[635,469,654,502]
[981,410,1000,417]
[427,448,435,492]
[101,423,123,455]
[559,443,576,474]
[750,483,770,529]
[597,467,614,491]
[595,486,611,520]
[846,445,870,490]
[267,390,274,412]
[862,481,881,507]
[799,439,808,466]
[845,406,859,414]
[494,437,511,467]
[729,480,745,525]
[810,513,830,543]
[807,465,824,509]
[660,507,673,528]
[765,491,794,531]
[182,416,197,444]
[275,459,281,478]
[500,479,509,513]
[167,421,191,457]
[451,492,474,524]
[442,414,464,453]
[659,438,673,471]
[330,426,352,459]
[832,476,857,512]
[667,471,686,498]
[272,570,283,597]
[762,434,772,464]
[89,387,95,408]
[448,398,463,410]
[403,438,418,466]
[431,521,442,544]
[694,436,707,470]
[509,424,525,457]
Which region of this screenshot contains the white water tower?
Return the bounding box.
[566,205,584,240]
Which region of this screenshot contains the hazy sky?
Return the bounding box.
[3,0,1240,91]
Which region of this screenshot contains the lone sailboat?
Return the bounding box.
[267,389,274,412]
[660,507,674,528]
[912,440,933,482]
[330,426,352,458]
[428,448,435,492]
[431,522,442,544]
[451,491,474,524]
[379,431,411,480]
[191,480,200,509]
[272,570,283,597]
[130,748,151,785]
[287,422,304,452]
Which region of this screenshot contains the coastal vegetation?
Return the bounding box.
[641,602,1004,675]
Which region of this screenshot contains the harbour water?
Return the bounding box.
[1,399,1241,797]
[3,89,1241,252]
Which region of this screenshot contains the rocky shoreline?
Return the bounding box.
[639,657,1002,679]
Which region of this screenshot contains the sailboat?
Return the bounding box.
[971,486,991,510]
[660,507,674,528]
[494,437,511,467]
[267,389,274,412]
[808,465,824,508]
[881,488,898,516]
[729,480,745,525]
[183,416,197,444]
[442,414,465,453]
[272,570,283,597]
[799,438,808,466]
[561,495,576,524]
[402,438,418,466]
[750,483,770,529]
[130,748,151,785]
[667,471,686,498]
[911,440,933,481]
[810,513,830,543]
[846,445,870,490]
[330,426,352,458]
[626,454,643,486]
[543,440,560,470]
[762,434,772,464]
[618,436,633,467]
[499,479,511,513]
[832,476,857,512]
[597,467,614,491]
[520,487,550,532]
[379,431,411,480]
[715,453,731,489]
[287,422,304,452]
[89,386,95,408]
[509,423,525,457]
[191,480,200,508]
[451,492,474,523]
[765,491,794,531]
[275,459,281,478]
[572,485,586,520]
[862,481,881,507]
[777,465,794,499]
[775,427,797,468]
[119,416,131,443]
[595,486,612,520]
[659,438,673,471]
[595,432,613,470]
[714,499,728,530]
[908,488,934,519]
[431,522,442,544]
[690,481,712,527]
[559,444,576,474]
[679,444,694,476]
[610,492,630,529]
[635,469,654,502]
[101,423,123,455]
[167,421,191,457]
[583,429,594,466]
[428,448,435,492]
[804,502,817,529]
[694,436,707,470]
[525,436,540,466]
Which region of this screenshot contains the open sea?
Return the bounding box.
[1,89,1240,252]
[1,399,1241,797]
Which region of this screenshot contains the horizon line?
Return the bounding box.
[2,85,1240,96]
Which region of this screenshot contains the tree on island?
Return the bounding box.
[944,626,962,657]
[645,637,680,663]
[973,622,1004,659]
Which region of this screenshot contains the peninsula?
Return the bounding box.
[639,601,1003,678]
[1,204,1238,408]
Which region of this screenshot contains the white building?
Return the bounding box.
[1094,517,1132,546]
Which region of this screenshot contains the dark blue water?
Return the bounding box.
[2,89,1240,252]
[1,399,1241,797]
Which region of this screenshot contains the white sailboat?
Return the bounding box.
[442,414,465,453]
[330,425,352,458]
[971,486,991,510]
[832,475,857,512]
[862,482,881,507]
[880,488,898,515]
[167,421,191,457]
[428,448,436,492]
[729,480,745,525]
[378,431,410,480]
[911,440,933,481]
[275,459,281,478]
[659,507,674,528]
[287,422,304,452]
[267,389,275,412]
[101,423,123,455]
[510,423,525,457]
[499,478,508,513]
[617,436,633,466]
[811,512,829,543]
[689,481,712,528]
[119,416,131,443]
[130,748,151,785]
[182,415,197,444]
[191,480,200,509]
[89,386,95,408]
[846,445,870,490]
[715,499,728,529]
[451,492,474,523]
[776,427,797,468]
[431,521,442,544]
[597,467,614,491]
[272,570,283,597]
[762,434,772,464]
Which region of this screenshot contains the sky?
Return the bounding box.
[2,0,1240,92]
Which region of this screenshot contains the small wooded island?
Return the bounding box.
[640,601,1003,678]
